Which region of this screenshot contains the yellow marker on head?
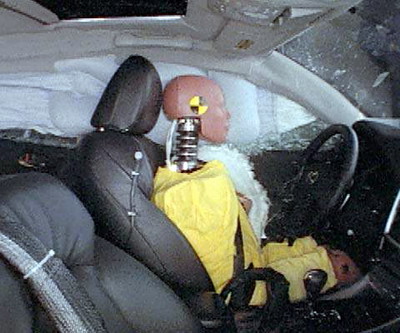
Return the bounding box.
[189,96,208,115]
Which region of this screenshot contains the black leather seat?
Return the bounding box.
[0,172,202,332]
[74,56,215,302]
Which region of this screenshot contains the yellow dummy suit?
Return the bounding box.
[152,160,337,304]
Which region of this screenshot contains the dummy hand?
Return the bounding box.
[237,192,252,214]
[325,248,360,284]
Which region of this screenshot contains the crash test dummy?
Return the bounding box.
[151,75,360,309]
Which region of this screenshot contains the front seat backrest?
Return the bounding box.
[0,172,202,333]
[75,55,214,298]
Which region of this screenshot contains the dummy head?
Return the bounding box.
[163,75,230,143]
[326,249,361,285]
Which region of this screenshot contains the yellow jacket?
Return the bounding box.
[152,161,337,304]
[264,237,337,302]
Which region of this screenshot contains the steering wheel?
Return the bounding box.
[265,124,359,241]
[298,124,359,213]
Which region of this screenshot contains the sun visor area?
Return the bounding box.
[209,0,362,55]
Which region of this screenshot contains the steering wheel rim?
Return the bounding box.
[298,124,359,215]
[264,124,359,242]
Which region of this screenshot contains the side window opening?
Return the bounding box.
[33,0,188,20]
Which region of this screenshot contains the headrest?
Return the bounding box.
[91,55,162,134]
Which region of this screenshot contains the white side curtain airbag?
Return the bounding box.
[0,55,315,145]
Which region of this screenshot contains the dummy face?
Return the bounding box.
[163,75,230,143]
[327,249,361,285]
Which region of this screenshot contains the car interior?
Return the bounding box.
[0,1,400,332]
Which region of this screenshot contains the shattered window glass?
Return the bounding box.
[235,90,329,154]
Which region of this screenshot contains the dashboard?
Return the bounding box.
[331,120,400,271]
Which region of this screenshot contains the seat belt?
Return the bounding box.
[228,219,256,310]
[0,213,107,333]
[221,217,290,331]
